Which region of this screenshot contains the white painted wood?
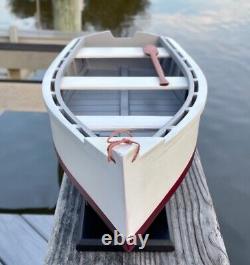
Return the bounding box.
[76,115,173,130]
[86,136,163,157]
[42,32,207,240]
[0,214,47,265]
[22,215,54,241]
[122,116,199,236]
[49,109,199,236]
[50,115,128,235]
[75,47,169,58]
[60,76,188,90]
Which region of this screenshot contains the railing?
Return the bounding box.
[0,26,82,45]
[0,26,85,77]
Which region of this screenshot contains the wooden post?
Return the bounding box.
[9,26,18,43]
[8,26,21,79]
[8,69,21,79]
[53,0,83,32]
[45,151,230,265]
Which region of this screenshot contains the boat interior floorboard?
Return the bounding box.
[62,54,187,137]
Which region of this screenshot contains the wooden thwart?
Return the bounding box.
[75,47,169,59]
[60,77,188,90]
[76,115,173,130]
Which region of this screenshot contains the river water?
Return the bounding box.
[0,0,250,264]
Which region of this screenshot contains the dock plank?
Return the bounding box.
[0,82,44,112]
[21,215,54,241]
[0,214,48,265]
[45,151,230,265]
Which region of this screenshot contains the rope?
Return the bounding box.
[107,129,140,163]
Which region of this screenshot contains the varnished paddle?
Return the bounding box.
[143,44,169,86]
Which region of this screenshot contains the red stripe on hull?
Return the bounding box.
[57,150,194,252]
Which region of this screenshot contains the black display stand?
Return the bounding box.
[76,203,174,252]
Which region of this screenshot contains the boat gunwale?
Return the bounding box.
[153,36,194,136]
[43,31,206,140]
[54,37,95,137]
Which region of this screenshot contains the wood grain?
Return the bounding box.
[21,215,54,241]
[0,214,48,265]
[0,82,45,112]
[45,151,230,265]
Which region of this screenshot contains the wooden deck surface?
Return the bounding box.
[0,111,54,265]
[45,151,230,265]
[0,82,44,112]
[0,27,80,71]
[0,26,79,45]
[0,214,53,265]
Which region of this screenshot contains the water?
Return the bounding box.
[1,0,250,263]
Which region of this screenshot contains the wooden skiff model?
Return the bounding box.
[42,31,207,250]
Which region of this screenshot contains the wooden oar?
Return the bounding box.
[143,44,169,86]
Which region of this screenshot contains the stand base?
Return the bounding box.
[76,203,174,252]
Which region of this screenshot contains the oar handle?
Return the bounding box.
[150,53,169,86]
[143,45,169,86]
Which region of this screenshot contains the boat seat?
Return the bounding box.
[75,47,170,59]
[61,77,188,91]
[76,115,173,131]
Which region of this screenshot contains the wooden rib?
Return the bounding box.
[75,47,169,59]
[76,115,173,131]
[61,77,188,90]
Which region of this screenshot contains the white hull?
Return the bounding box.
[51,113,200,237]
[42,32,207,241]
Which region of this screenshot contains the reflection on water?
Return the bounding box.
[7,0,53,29]
[2,0,250,264]
[8,0,149,35]
[53,0,83,31]
[81,0,149,36]
[6,0,250,35]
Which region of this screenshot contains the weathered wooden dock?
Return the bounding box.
[0,26,78,45]
[45,151,230,265]
[0,214,53,265]
[0,82,43,112]
[0,27,81,79]
[0,111,54,265]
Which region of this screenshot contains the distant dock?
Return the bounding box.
[0,26,79,45]
[0,26,80,111]
[0,26,82,79]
